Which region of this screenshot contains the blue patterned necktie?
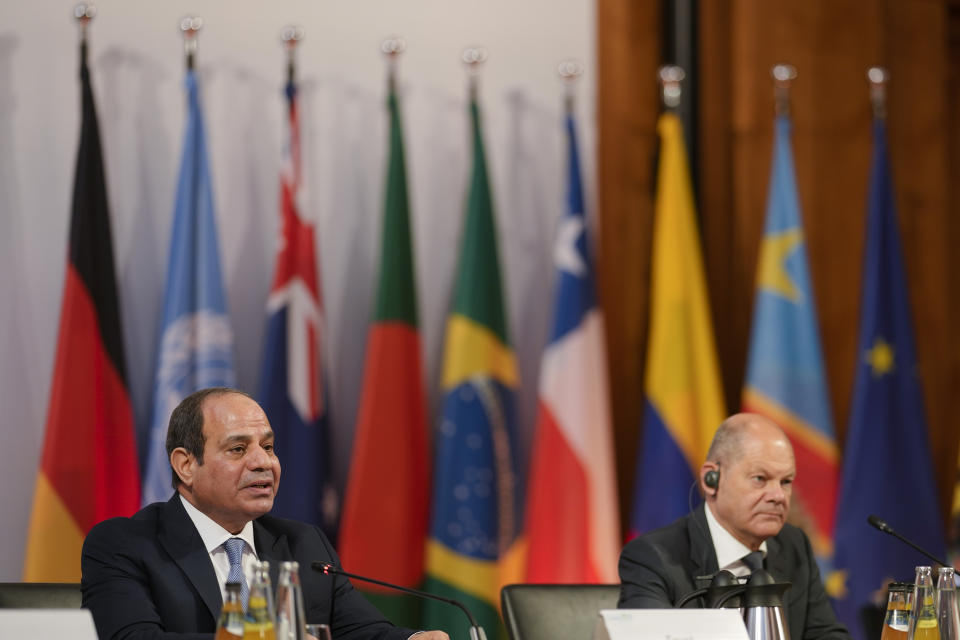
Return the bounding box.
[741,550,764,573]
[223,537,249,608]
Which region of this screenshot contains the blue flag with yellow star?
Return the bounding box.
[830,119,946,640]
[742,115,839,562]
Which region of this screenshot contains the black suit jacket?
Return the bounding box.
[82,494,413,640]
[618,505,850,640]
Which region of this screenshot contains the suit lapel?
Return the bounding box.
[764,535,788,583]
[254,518,291,588]
[689,506,720,590]
[158,494,222,622]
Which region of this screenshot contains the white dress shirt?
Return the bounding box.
[704,502,767,579]
[180,494,260,602]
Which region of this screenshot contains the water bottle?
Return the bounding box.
[275,561,307,640]
[244,561,277,640]
[909,566,941,640]
[936,567,960,640]
[881,582,913,640]
[215,582,246,640]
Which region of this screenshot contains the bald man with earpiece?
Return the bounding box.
[618,413,850,640]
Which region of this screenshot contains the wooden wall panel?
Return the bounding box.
[596,0,661,528]
[599,0,960,534]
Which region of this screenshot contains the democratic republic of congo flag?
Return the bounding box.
[742,114,839,560]
[24,37,140,580]
[630,112,726,537]
[338,79,430,627]
[525,110,619,582]
[423,98,524,640]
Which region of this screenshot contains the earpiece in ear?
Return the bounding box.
[704,469,720,490]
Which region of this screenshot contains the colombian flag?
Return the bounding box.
[742,115,838,560]
[630,112,725,536]
[423,99,524,640]
[339,81,430,628]
[24,39,140,580]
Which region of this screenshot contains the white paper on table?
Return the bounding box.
[0,609,99,639]
[593,608,749,640]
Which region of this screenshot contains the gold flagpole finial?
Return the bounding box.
[772,64,797,117]
[281,26,304,85]
[558,59,583,113]
[658,65,685,110]
[180,16,203,71]
[867,66,889,120]
[381,36,406,92]
[462,47,488,100]
[74,3,96,57]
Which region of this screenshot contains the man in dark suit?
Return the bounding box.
[82,387,450,640]
[619,413,850,640]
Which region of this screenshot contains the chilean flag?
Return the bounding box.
[524,113,620,583]
[258,81,334,531]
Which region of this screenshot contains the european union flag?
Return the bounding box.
[141,70,236,505]
[830,119,946,639]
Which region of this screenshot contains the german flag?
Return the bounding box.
[23,37,140,581]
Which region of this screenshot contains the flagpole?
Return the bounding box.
[462,46,487,102]
[559,58,583,117]
[659,64,685,111]
[867,66,888,121]
[381,36,406,94]
[772,63,797,117]
[73,3,96,62]
[282,25,304,86]
[180,15,202,71]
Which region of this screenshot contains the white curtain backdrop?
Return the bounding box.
[0,0,596,580]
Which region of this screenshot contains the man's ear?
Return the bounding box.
[700,462,720,498]
[170,448,197,487]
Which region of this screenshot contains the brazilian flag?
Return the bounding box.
[423,98,525,640]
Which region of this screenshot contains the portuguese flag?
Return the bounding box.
[337,83,430,627]
[23,39,140,581]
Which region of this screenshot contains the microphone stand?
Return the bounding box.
[867,515,951,567]
[312,562,488,640]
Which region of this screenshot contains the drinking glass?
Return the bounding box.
[305,623,332,640]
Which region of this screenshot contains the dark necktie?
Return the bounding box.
[741,550,764,572]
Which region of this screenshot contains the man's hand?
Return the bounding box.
[413,631,450,640]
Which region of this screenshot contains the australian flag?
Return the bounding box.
[258,80,335,532]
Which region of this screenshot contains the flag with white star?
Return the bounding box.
[830,118,946,640]
[524,112,620,582]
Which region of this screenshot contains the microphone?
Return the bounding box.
[312,562,487,640]
[867,514,951,567]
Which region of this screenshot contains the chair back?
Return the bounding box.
[501,583,620,640]
[0,583,82,609]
